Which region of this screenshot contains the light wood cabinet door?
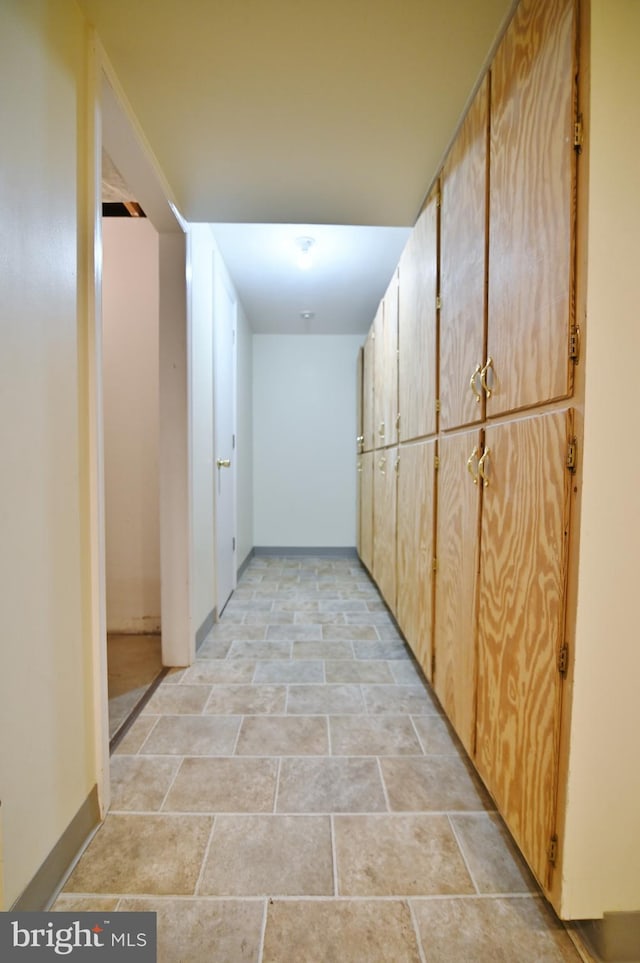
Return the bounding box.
[358,451,374,573]
[398,192,438,443]
[373,446,397,610]
[397,440,436,680]
[440,77,488,431]
[487,0,577,417]
[373,302,385,448]
[382,271,399,447]
[433,429,482,754]
[475,408,572,888]
[363,327,375,451]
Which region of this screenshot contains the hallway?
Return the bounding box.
[55,555,582,962]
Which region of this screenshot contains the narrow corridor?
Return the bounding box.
[55,555,582,962]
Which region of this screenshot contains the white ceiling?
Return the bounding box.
[86,0,517,333]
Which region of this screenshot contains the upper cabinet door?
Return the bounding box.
[373,302,385,448]
[488,0,577,418]
[398,191,438,443]
[362,328,375,451]
[382,271,399,447]
[440,77,489,432]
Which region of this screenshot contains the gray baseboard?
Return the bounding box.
[195,608,216,650]
[237,549,255,580]
[12,786,100,911]
[252,546,358,558]
[577,914,640,962]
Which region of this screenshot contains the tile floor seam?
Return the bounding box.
[447,814,482,896]
[193,816,219,898]
[136,715,161,756]
[407,898,429,963]
[272,757,283,813]
[409,714,427,755]
[157,755,186,812]
[231,716,244,756]
[376,757,392,812]
[257,898,268,963]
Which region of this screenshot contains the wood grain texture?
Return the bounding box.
[488,0,576,417]
[373,302,386,448]
[440,77,488,431]
[373,446,397,610]
[433,430,482,754]
[397,440,436,679]
[475,409,571,888]
[382,271,399,446]
[398,192,438,442]
[358,451,374,573]
[362,328,375,451]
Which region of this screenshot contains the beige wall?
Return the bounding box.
[560,0,640,919]
[236,302,254,569]
[0,0,99,907]
[103,218,161,633]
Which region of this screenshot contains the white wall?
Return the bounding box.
[103,218,160,633]
[236,302,254,568]
[253,334,362,548]
[560,0,640,919]
[0,0,98,907]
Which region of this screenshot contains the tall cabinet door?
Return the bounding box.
[362,328,375,451]
[373,302,386,448]
[440,76,488,431]
[397,440,436,680]
[487,0,577,417]
[398,192,438,443]
[475,408,572,887]
[434,429,483,754]
[358,450,374,573]
[382,272,399,448]
[373,447,397,610]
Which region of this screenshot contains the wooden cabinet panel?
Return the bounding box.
[382,272,399,447]
[440,77,488,431]
[397,440,436,679]
[373,302,385,448]
[398,192,438,442]
[358,451,374,573]
[488,0,576,417]
[434,429,482,754]
[363,327,375,451]
[476,408,572,887]
[373,446,397,610]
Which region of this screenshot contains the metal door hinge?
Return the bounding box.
[396,413,401,431]
[569,325,580,363]
[233,434,236,449]
[436,295,442,310]
[434,456,440,471]
[574,116,584,153]
[558,643,569,676]
[394,457,400,475]
[432,557,438,573]
[232,537,236,551]
[435,399,441,413]
[547,835,559,865]
[566,438,578,474]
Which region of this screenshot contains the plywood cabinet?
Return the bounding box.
[362,331,375,452]
[373,447,397,610]
[433,429,483,755]
[398,193,438,443]
[396,439,436,679]
[358,450,374,574]
[476,408,572,888]
[373,274,399,450]
[440,78,488,432]
[487,0,577,418]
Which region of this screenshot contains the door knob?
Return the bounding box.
[216,458,231,468]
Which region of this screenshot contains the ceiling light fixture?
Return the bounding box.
[300,311,315,321]
[296,236,315,270]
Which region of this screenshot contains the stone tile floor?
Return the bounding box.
[55,555,584,962]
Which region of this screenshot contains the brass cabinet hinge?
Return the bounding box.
[435,399,441,413]
[566,438,578,474]
[558,643,569,676]
[436,295,442,310]
[569,325,581,363]
[394,457,400,475]
[548,835,559,865]
[432,557,438,573]
[574,116,584,153]
[396,413,401,431]
[434,456,440,471]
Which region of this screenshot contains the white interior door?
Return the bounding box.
[213,259,237,614]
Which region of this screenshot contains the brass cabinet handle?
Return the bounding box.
[478,447,490,488]
[480,357,494,398]
[470,364,482,403]
[216,458,231,468]
[466,447,479,485]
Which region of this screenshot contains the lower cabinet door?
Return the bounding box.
[397,439,436,680]
[475,408,572,889]
[373,447,398,610]
[358,451,374,573]
[434,428,483,754]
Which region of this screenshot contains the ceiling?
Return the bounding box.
[87,0,517,333]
